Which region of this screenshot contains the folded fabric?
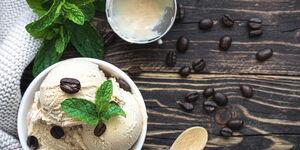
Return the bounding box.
[0,0,41,149]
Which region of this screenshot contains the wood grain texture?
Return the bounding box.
[136,73,300,149]
[20,0,300,149]
[91,0,300,75]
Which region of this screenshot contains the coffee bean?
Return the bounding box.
[166,51,177,67]
[221,14,234,27]
[116,78,131,92]
[103,31,116,47]
[176,3,185,22]
[203,100,218,112]
[177,101,194,112]
[220,127,233,137]
[94,123,106,137]
[185,92,200,102]
[227,119,244,130]
[177,36,189,53]
[60,78,81,94]
[50,126,64,139]
[27,136,39,150]
[256,49,273,61]
[248,18,262,30]
[240,85,253,98]
[213,93,228,106]
[199,18,213,30]
[249,29,263,37]
[219,35,232,51]
[192,59,206,73]
[128,66,143,77]
[203,87,215,98]
[179,66,191,77]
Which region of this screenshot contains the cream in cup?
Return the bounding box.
[106,0,177,44]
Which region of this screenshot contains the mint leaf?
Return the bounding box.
[55,26,70,53]
[95,80,113,112]
[61,98,99,125]
[32,38,63,77]
[67,0,94,6]
[41,0,54,10]
[29,26,57,39]
[102,103,126,121]
[94,0,105,12]
[80,3,95,21]
[66,22,104,59]
[62,2,86,25]
[60,80,126,126]
[26,0,65,37]
[26,0,48,16]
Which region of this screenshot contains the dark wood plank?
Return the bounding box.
[88,0,300,76]
[144,135,300,149]
[135,73,300,149]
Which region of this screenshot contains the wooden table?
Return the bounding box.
[21,0,300,149]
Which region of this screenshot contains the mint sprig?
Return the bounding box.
[26,0,105,76]
[61,80,126,126]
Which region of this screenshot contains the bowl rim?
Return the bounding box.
[18,58,148,150]
[105,0,177,44]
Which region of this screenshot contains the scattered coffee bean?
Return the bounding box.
[185,91,200,102]
[94,123,106,137]
[213,93,228,106]
[50,125,64,139]
[240,85,253,98]
[128,66,143,77]
[116,78,131,92]
[176,3,185,21]
[179,66,191,77]
[248,18,262,30]
[177,36,189,53]
[166,51,177,67]
[192,59,206,73]
[219,35,232,51]
[103,31,116,47]
[27,136,39,150]
[249,29,263,37]
[220,127,233,137]
[256,48,273,61]
[227,119,244,130]
[203,100,218,112]
[199,18,213,30]
[221,14,234,27]
[203,87,215,98]
[177,101,194,112]
[60,78,81,94]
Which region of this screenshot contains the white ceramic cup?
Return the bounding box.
[18,58,148,150]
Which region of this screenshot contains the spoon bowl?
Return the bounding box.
[170,126,208,150]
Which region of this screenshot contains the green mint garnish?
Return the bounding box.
[62,2,86,25]
[61,80,126,126]
[26,0,105,77]
[61,98,98,125]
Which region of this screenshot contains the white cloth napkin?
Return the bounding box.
[0,0,41,149]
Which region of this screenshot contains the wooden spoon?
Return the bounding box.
[170,126,208,150]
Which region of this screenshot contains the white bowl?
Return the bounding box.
[18,58,148,150]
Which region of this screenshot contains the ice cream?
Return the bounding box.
[27,60,144,150]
